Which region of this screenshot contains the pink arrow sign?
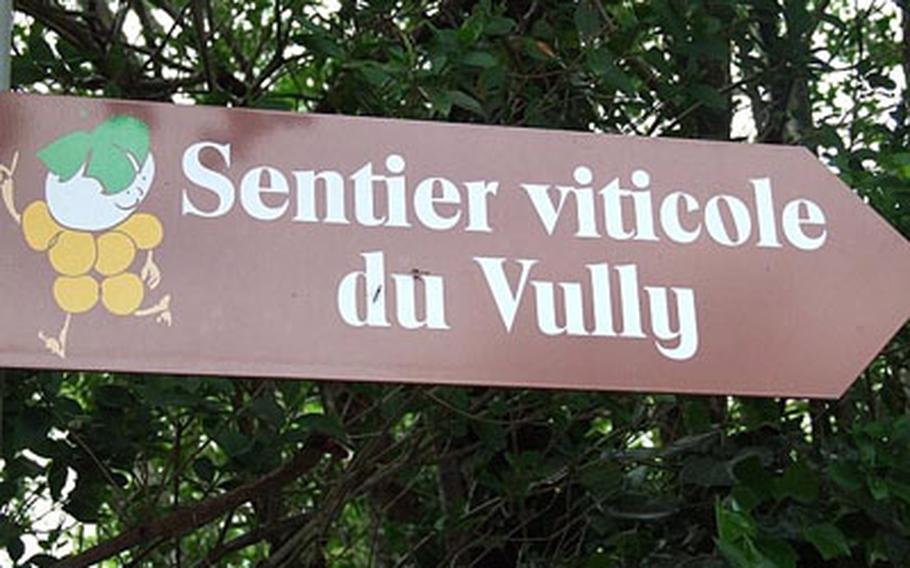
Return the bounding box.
[0,93,908,398]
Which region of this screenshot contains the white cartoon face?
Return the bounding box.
[46,152,155,231]
[38,115,153,232]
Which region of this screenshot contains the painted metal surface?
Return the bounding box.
[0,93,908,398]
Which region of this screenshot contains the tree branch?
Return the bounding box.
[52,436,335,568]
[198,513,311,567]
[16,0,100,53]
[190,0,215,93]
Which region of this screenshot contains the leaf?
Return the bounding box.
[64,482,104,523]
[92,115,149,167]
[828,462,863,492]
[448,90,484,116]
[682,400,712,432]
[11,409,52,454]
[651,0,685,39]
[48,460,68,501]
[54,396,84,420]
[775,461,818,504]
[887,479,910,504]
[213,429,252,459]
[578,461,623,495]
[607,496,679,521]
[739,399,781,430]
[535,40,557,59]
[87,116,150,194]
[299,30,345,58]
[6,456,43,478]
[586,48,636,95]
[661,430,720,457]
[456,13,485,44]
[295,413,346,440]
[715,500,755,543]
[428,90,453,116]
[7,536,24,562]
[193,457,216,483]
[27,25,55,67]
[690,84,728,110]
[11,57,45,86]
[93,384,136,409]
[732,455,775,497]
[484,17,515,36]
[575,1,602,38]
[250,395,284,428]
[39,116,150,194]
[581,552,615,568]
[255,95,298,111]
[868,73,896,90]
[716,537,755,568]
[462,51,498,69]
[680,456,734,487]
[803,523,850,560]
[37,131,93,182]
[754,537,797,568]
[730,485,761,512]
[867,476,889,500]
[0,483,15,505]
[356,62,392,88]
[85,141,140,196]
[24,553,58,567]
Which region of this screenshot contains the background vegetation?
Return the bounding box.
[1,0,909,566]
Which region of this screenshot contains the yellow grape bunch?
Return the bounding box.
[3,114,171,358]
[22,201,162,315]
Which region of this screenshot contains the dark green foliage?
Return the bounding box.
[2,0,909,566]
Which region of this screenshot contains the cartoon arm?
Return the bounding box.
[141,250,161,290]
[1,151,20,225]
[117,213,164,289]
[116,212,171,325]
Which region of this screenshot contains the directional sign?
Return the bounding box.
[0,93,908,398]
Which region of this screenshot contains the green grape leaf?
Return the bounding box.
[85,140,138,195]
[88,116,150,194]
[38,115,150,195]
[92,115,149,167]
[36,130,93,182]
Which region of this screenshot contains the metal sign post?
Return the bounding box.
[0,0,11,91]
[0,0,8,459]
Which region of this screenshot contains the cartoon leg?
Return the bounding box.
[134,293,172,326]
[1,150,21,225]
[38,313,72,359]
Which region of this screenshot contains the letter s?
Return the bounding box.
[182,141,235,218]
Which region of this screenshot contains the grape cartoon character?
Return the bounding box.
[1,116,172,358]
